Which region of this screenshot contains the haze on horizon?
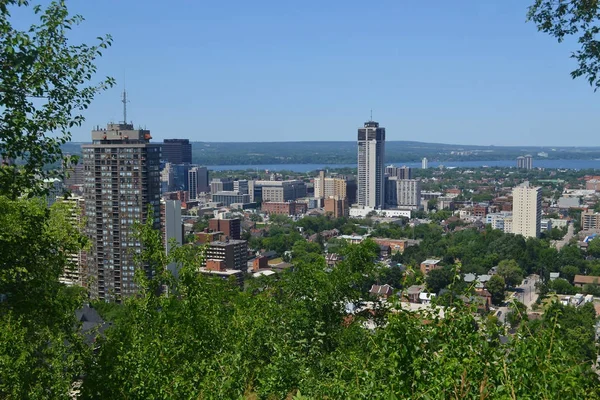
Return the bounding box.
[33,0,599,146]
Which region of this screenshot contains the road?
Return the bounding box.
[552,223,575,251]
[495,274,539,324]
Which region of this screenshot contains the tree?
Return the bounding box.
[549,278,576,295]
[425,267,453,294]
[0,1,114,199]
[528,1,600,90]
[506,300,527,328]
[587,237,600,258]
[487,274,506,305]
[560,264,580,284]
[0,1,112,397]
[496,259,524,288]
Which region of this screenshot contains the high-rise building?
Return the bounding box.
[82,122,161,302]
[511,182,541,238]
[162,139,192,164]
[385,177,421,209]
[422,158,428,169]
[397,179,421,209]
[357,120,385,208]
[385,165,412,180]
[314,175,347,200]
[581,210,600,231]
[160,199,182,278]
[172,163,192,191]
[517,155,533,170]
[252,180,307,202]
[188,166,209,199]
[161,162,174,193]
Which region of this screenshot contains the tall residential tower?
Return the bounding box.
[511,182,542,239]
[357,120,385,208]
[82,123,161,302]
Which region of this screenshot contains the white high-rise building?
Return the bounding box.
[357,120,385,208]
[188,166,209,200]
[511,182,542,238]
[422,157,428,169]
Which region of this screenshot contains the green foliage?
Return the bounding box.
[549,278,577,295]
[588,237,600,258]
[0,197,89,398]
[0,0,113,198]
[506,300,527,328]
[528,0,600,90]
[487,274,506,305]
[425,267,453,294]
[560,264,580,284]
[497,259,524,288]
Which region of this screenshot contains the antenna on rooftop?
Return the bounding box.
[121,89,129,124]
[370,109,373,121]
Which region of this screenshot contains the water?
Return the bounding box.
[207,159,600,172]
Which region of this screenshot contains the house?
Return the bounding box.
[406,285,425,303]
[378,244,391,259]
[325,253,341,267]
[370,284,393,299]
[474,289,492,312]
[549,272,560,281]
[419,292,436,305]
[464,273,492,288]
[420,259,442,275]
[573,274,600,288]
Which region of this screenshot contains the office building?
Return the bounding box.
[211,191,250,206]
[172,163,192,191]
[581,210,600,231]
[162,139,191,164]
[357,120,385,208]
[204,239,248,271]
[345,176,357,205]
[160,162,174,193]
[422,158,428,169]
[160,199,182,278]
[210,177,234,194]
[200,259,244,286]
[63,158,85,187]
[234,179,249,195]
[511,182,542,238]
[82,122,161,302]
[517,155,533,170]
[188,166,209,199]
[253,180,307,203]
[209,218,241,240]
[324,197,347,218]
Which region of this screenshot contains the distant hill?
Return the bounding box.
[62,141,600,165]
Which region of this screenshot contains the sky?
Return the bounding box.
[13,1,600,145]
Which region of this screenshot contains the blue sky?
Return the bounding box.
[20,1,600,145]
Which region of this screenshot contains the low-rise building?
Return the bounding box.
[420,259,442,275]
[262,201,307,216]
[200,259,243,286]
[203,239,248,271]
[573,274,600,288]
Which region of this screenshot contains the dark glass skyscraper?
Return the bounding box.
[162,139,192,164]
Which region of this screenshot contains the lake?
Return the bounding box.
[207,159,600,172]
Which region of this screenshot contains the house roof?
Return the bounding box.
[573,275,600,285]
[422,259,441,265]
[370,284,393,295]
[406,285,425,295]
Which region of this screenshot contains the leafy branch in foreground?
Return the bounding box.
[528,0,600,90]
[0,0,114,198]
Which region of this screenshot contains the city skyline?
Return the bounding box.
[24,1,600,146]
